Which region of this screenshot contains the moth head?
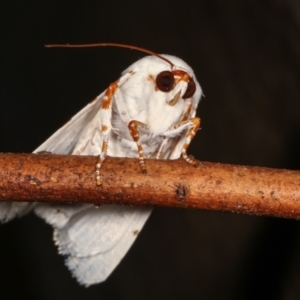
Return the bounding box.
[156,69,197,106]
[122,53,202,108]
[140,54,202,106]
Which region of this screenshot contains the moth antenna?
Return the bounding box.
[45,42,174,68]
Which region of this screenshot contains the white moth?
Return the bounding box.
[0,44,202,286]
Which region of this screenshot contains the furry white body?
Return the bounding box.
[0,54,202,286]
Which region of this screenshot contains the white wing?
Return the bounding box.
[1,92,152,286]
[34,203,151,286]
[53,205,151,286]
[0,93,105,222]
[34,93,105,154]
[35,93,152,286]
[0,202,35,223]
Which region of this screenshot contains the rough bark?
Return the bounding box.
[0,153,300,219]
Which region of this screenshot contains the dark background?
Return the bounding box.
[1,1,300,299]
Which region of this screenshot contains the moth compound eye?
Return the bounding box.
[156,71,175,92]
[183,78,196,99]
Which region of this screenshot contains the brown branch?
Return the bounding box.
[0,153,300,219]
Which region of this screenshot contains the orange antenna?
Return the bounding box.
[45,42,174,68]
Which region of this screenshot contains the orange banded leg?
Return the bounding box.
[163,100,194,159]
[95,139,109,185]
[181,117,201,165]
[128,120,148,172]
[95,83,117,186]
[94,71,137,186]
[156,137,170,159]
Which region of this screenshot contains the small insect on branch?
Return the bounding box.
[0,153,300,220]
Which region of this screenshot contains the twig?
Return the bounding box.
[0,153,300,219]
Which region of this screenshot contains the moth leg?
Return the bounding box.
[181,117,201,165]
[168,100,196,159]
[95,71,135,185]
[128,120,149,172]
[157,100,194,160]
[156,137,170,159]
[95,83,117,185]
[109,75,150,172]
[180,99,193,122]
[164,117,201,165]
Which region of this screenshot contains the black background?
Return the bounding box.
[1,2,300,299]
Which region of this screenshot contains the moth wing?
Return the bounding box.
[0,202,35,223]
[34,93,105,154]
[53,205,152,286]
[31,91,152,285]
[33,94,106,227]
[0,94,105,223]
[34,204,90,229]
